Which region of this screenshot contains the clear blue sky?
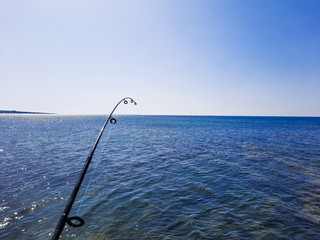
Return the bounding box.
[1,0,319,116]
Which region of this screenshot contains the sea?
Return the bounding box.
[1,115,320,240]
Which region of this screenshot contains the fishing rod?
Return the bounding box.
[51,97,137,240]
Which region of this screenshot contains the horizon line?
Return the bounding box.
[1,111,319,118]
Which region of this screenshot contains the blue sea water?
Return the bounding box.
[1,115,320,239]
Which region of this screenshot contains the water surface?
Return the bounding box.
[1,115,320,239]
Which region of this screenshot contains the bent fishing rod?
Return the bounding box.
[51,97,137,240]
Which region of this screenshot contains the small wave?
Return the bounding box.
[0,206,9,212]
[0,217,11,230]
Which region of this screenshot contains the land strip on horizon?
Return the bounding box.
[0,110,54,114]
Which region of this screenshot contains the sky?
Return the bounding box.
[1,0,319,116]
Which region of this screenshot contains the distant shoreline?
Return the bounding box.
[0,110,54,114]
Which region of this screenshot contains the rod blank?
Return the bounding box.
[51,97,137,240]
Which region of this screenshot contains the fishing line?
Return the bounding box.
[64,116,117,240]
[75,113,120,217]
